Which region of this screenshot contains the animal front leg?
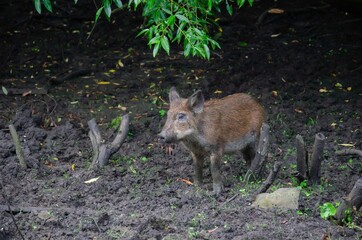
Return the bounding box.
[192,152,204,186]
[210,151,224,195]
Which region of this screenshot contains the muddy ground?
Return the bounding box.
[0,0,361,239]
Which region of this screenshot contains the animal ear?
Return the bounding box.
[169,86,181,104]
[187,90,204,113]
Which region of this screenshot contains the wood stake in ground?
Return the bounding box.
[309,133,326,183]
[88,114,129,168]
[336,178,362,224]
[8,124,27,169]
[247,123,270,179]
[295,134,307,181]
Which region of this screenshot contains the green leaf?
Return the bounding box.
[226,1,233,15]
[167,15,176,28]
[34,0,41,14]
[148,35,160,45]
[136,28,149,38]
[74,0,78,3]
[42,0,53,12]
[162,7,172,15]
[153,42,160,57]
[203,44,210,60]
[113,0,123,8]
[237,0,246,7]
[104,0,112,18]
[208,0,213,10]
[210,39,221,49]
[320,202,337,220]
[160,36,170,55]
[2,86,8,95]
[248,0,253,6]
[175,14,189,23]
[239,41,248,47]
[95,7,104,22]
[193,28,203,37]
[195,46,206,58]
[184,43,191,57]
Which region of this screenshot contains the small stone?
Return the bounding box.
[252,187,300,211]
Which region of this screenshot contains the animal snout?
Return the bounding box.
[157,132,166,143]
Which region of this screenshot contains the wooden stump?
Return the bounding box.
[247,123,270,179]
[295,134,307,181]
[336,178,362,224]
[309,133,326,184]
[88,114,130,168]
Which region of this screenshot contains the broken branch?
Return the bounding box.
[254,161,283,196]
[336,149,362,157]
[88,114,130,168]
[8,124,27,169]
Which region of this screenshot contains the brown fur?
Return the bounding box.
[158,87,265,195]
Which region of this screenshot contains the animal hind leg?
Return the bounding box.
[242,144,256,169]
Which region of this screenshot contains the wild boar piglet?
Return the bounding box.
[158,87,265,195]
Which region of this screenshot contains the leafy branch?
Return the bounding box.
[33,0,253,59]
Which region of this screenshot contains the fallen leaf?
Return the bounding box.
[207,227,219,233]
[268,8,285,14]
[214,90,223,94]
[117,59,124,68]
[335,82,342,88]
[271,33,281,38]
[347,87,352,91]
[84,177,100,183]
[177,178,193,185]
[271,90,278,97]
[294,108,303,113]
[2,86,8,95]
[338,143,355,147]
[319,88,329,93]
[22,90,32,97]
[97,81,110,85]
[71,164,75,171]
[109,69,116,73]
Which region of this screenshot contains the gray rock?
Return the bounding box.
[252,187,300,211]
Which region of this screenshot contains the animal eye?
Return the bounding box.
[177,113,186,121]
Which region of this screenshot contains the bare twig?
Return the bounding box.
[8,124,27,169]
[0,88,48,95]
[219,193,239,207]
[0,180,26,240]
[336,149,362,157]
[254,161,283,196]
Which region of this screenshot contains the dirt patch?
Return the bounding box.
[0,0,361,239]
